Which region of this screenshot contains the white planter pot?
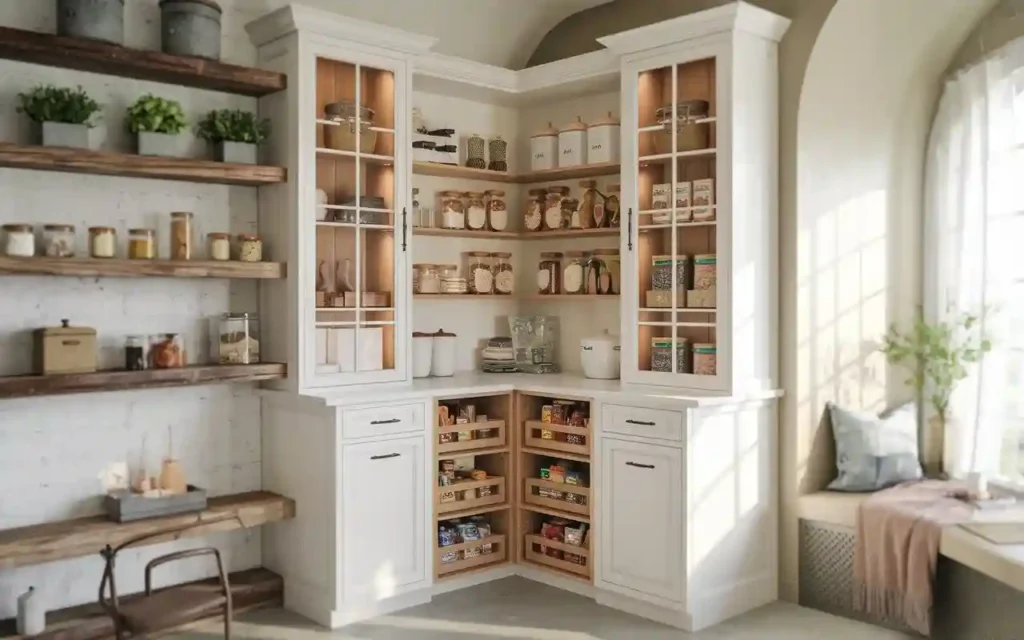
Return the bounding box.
[217,141,258,164]
[42,122,99,150]
[137,131,185,158]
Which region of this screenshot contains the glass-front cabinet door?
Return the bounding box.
[309,47,408,387]
[623,51,722,390]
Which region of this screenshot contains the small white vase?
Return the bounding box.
[17,587,45,636]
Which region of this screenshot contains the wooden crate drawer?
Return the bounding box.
[603,404,683,441]
[523,421,590,456]
[342,403,423,440]
[523,478,589,517]
[437,534,507,577]
[437,420,506,453]
[524,534,590,577]
[436,476,506,514]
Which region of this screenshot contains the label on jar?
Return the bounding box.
[563,262,584,293]
[495,270,514,293]
[544,204,563,230]
[537,268,551,292]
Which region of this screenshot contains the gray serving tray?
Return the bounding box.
[104,485,208,523]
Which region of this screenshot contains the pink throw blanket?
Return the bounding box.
[853,480,973,636]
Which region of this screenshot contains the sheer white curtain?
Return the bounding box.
[925,37,1024,479]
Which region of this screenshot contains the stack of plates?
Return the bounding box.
[481,337,516,373]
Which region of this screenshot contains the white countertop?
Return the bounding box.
[299,371,783,408]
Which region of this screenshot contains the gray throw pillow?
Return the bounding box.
[827,402,922,492]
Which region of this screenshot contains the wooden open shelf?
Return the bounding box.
[436,535,508,579]
[414,228,519,239]
[436,476,506,515]
[0,491,295,570]
[523,478,590,517]
[0,256,285,280]
[0,26,286,97]
[0,567,282,640]
[437,420,507,453]
[517,162,620,184]
[520,228,619,240]
[0,143,286,186]
[521,503,591,525]
[413,161,620,184]
[0,364,286,399]
[523,534,591,580]
[413,162,516,184]
[523,420,591,457]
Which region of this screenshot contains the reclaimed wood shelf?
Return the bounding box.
[413,162,516,184]
[0,364,287,400]
[520,228,619,239]
[414,228,620,240]
[413,161,620,184]
[0,26,286,97]
[0,567,282,640]
[0,491,295,570]
[0,256,285,280]
[517,162,620,184]
[414,228,520,239]
[0,143,287,186]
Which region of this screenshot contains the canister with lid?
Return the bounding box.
[531,122,559,171]
[43,224,76,257]
[592,248,620,295]
[485,190,507,231]
[2,224,34,257]
[693,343,717,376]
[440,191,465,230]
[412,332,433,378]
[525,189,546,232]
[537,252,562,295]
[544,187,570,231]
[415,264,441,294]
[587,112,620,164]
[465,192,487,230]
[431,329,457,377]
[34,319,97,374]
[693,254,717,290]
[89,226,117,258]
[558,117,587,168]
[651,336,689,374]
[128,228,156,259]
[491,252,514,295]
[466,251,493,294]
[324,101,377,154]
[563,251,587,295]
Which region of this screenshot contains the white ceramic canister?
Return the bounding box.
[412,332,433,378]
[587,112,620,165]
[580,332,621,380]
[17,587,45,636]
[530,123,559,172]
[558,117,587,168]
[430,329,457,377]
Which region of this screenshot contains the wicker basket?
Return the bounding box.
[324,101,378,154]
[653,99,710,154]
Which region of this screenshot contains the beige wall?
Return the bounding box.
[949,0,1024,73]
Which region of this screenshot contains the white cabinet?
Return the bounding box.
[599,437,684,604]
[341,436,427,600]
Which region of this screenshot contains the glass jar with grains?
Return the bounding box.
[128,228,156,260]
[465,192,487,230]
[563,250,587,295]
[485,190,508,232]
[89,226,116,258]
[207,233,231,261]
[238,234,263,262]
[524,189,546,232]
[440,191,466,230]
[491,252,514,295]
[544,187,570,231]
[169,211,193,260]
[3,224,35,257]
[43,224,75,257]
[415,263,441,294]
[592,248,620,294]
[465,251,494,294]
[537,252,563,295]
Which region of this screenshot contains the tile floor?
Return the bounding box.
[170,577,915,640]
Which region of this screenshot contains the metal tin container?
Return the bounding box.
[159,0,222,60]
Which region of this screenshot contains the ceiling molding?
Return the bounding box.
[245,4,439,53]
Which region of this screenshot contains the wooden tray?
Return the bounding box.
[523,478,589,517]
[437,420,506,453]
[524,534,590,577]
[436,476,506,515]
[436,534,507,577]
[523,420,590,456]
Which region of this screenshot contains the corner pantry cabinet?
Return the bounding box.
[248,6,434,393]
[601,3,788,393]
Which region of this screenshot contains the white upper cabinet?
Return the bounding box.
[601,2,789,393]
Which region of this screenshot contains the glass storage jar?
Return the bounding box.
[89,226,116,258]
[440,191,466,230]
[238,234,263,262]
[415,263,441,294]
[485,190,508,231]
[561,197,579,232]
[169,212,193,260]
[584,252,603,294]
[128,228,156,260]
[544,187,570,231]
[149,333,185,369]
[525,189,546,232]
[213,312,260,365]
[43,224,75,257]
[466,192,487,230]
[491,252,514,295]
[591,248,620,295]
[124,335,147,371]
[466,251,494,294]
[439,264,465,294]
[651,336,689,373]
[3,224,35,257]
[537,252,563,295]
[207,233,231,261]
[563,251,587,295]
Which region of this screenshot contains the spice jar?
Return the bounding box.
[486,190,508,232]
[525,189,546,232]
[606,184,621,227]
[491,252,514,295]
[440,191,465,230]
[127,228,156,260]
[592,248,620,295]
[149,333,185,369]
[415,263,441,294]
[563,251,587,295]
[466,192,487,230]
[238,234,263,262]
[89,226,116,258]
[574,180,600,229]
[3,224,35,257]
[170,211,193,260]
[125,335,147,371]
[43,224,75,258]
[544,187,570,230]
[207,233,231,261]
[537,252,563,295]
[466,251,494,294]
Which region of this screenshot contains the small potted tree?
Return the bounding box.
[126,94,188,157]
[196,109,270,164]
[18,85,102,150]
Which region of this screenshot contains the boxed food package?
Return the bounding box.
[692,178,714,206]
[652,183,671,210]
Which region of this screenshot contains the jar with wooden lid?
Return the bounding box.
[207,232,230,261]
[415,263,441,294]
[43,224,75,258]
[3,224,34,257]
[537,252,562,295]
[606,184,621,227]
[89,226,116,258]
[465,251,494,294]
[485,190,508,231]
[525,189,546,232]
[491,252,514,295]
[544,186,570,231]
[128,228,156,260]
[563,250,587,295]
[466,192,487,230]
[560,196,579,231]
[238,234,263,262]
[439,264,466,294]
[440,191,465,230]
[169,211,193,260]
[574,180,601,229]
[591,248,620,295]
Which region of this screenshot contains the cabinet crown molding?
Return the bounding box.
[597,0,791,53]
[245,3,439,54]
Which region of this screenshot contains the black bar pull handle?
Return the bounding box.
[402,208,408,252]
[626,419,655,426]
[626,461,655,469]
[371,418,401,425]
[371,453,401,460]
[627,207,633,251]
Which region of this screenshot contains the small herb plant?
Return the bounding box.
[126,94,187,135]
[196,109,271,145]
[17,85,101,126]
[880,306,993,425]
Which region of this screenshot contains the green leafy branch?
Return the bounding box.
[17,85,101,126]
[126,94,187,135]
[196,109,270,144]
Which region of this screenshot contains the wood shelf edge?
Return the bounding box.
[0,257,285,280]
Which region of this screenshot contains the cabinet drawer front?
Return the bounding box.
[603,405,683,441]
[342,404,423,439]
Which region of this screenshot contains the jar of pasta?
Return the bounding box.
[544,187,570,230]
[169,212,193,260]
[440,191,465,230]
[89,226,116,259]
[525,189,546,232]
[537,252,562,295]
[128,228,156,260]
[207,233,231,261]
[491,252,514,295]
[466,251,493,294]
[485,190,508,232]
[563,250,587,295]
[466,192,487,230]
[238,234,263,262]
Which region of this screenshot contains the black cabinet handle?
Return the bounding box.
[626,461,655,469]
[371,453,401,460]
[627,207,633,251]
[402,207,408,252]
[371,418,401,425]
[626,419,656,426]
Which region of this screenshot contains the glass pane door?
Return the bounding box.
[314,56,398,377]
[634,58,718,380]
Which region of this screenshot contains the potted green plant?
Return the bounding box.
[880,306,992,476]
[126,94,188,158]
[17,85,102,150]
[196,109,270,164]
